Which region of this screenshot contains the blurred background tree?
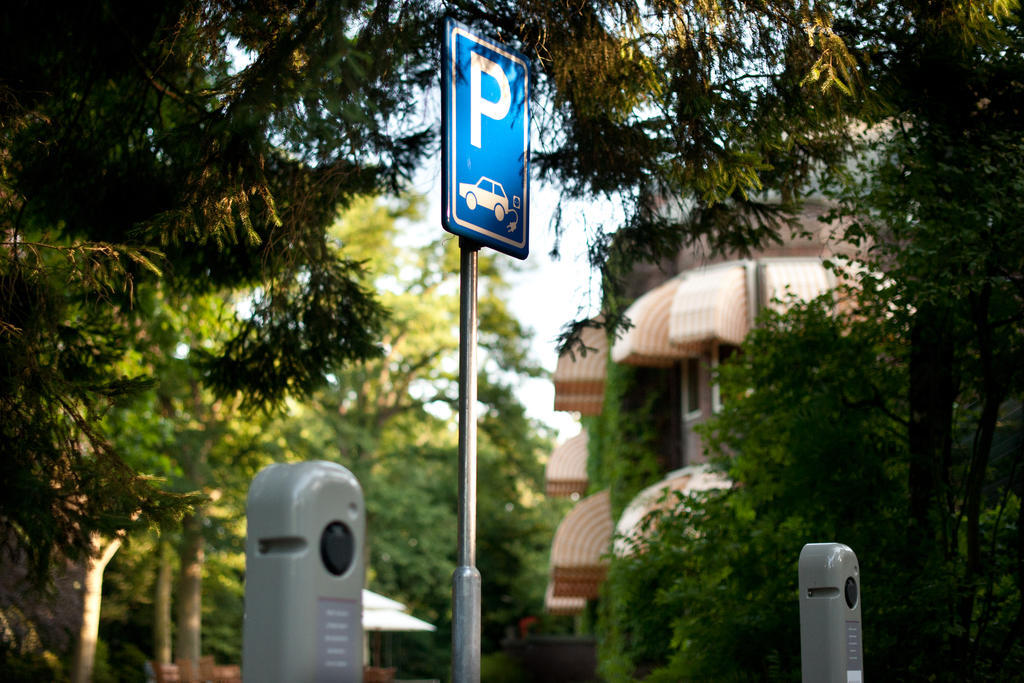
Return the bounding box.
[1,193,563,680]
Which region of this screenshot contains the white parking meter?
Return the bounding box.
[243,461,365,682]
[799,543,863,682]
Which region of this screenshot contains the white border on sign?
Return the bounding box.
[447,25,529,250]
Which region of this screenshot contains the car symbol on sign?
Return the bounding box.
[459,176,509,222]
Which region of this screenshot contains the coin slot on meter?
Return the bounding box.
[320,522,354,576]
[844,576,858,609]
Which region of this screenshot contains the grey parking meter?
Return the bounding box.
[243,461,365,682]
[799,543,863,682]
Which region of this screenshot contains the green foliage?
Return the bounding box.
[198,256,387,407]
[500,1,862,345]
[706,301,908,527]
[585,360,664,516]
[480,651,530,683]
[598,301,911,679]
[100,641,149,683]
[599,293,1024,679]
[583,3,1024,679]
[364,443,458,619]
[115,197,562,679]
[0,242,185,579]
[312,225,560,675]
[476,376,560,652]
[200,548,247,665]
[601,490,807,682]
[0,646,66,683]
[823,4,1024,674]
[0,0,439,577]
[56,194,560,681]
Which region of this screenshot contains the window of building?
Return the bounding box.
[683,357,701,421]
[712,344,740,413]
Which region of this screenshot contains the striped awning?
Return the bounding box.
[760,259,836,311]
[545,431,589,497]
[613,466,730,557]
[553,323,607,415]
[610,277,687,367]
[668,264,750,353]
[550,490,613,598]
[611,259,836,365]
[544,582,587,616]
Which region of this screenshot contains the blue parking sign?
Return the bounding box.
[442,19,530,259]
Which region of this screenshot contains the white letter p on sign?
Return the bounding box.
[470,52,510,148]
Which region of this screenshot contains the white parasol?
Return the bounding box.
[362,589,436,632]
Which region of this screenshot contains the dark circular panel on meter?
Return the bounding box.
[320,521,354,576]
[845,576,858,609]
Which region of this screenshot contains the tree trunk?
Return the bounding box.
[175,511,204,665]
[907,307,955,553]
[70,535,122,683]
[174,378,211,666]
[154,532,174,664]
[960,284,1006,667]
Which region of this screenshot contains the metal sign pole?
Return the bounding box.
[443,19,528,681]
[453,239,481,683]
